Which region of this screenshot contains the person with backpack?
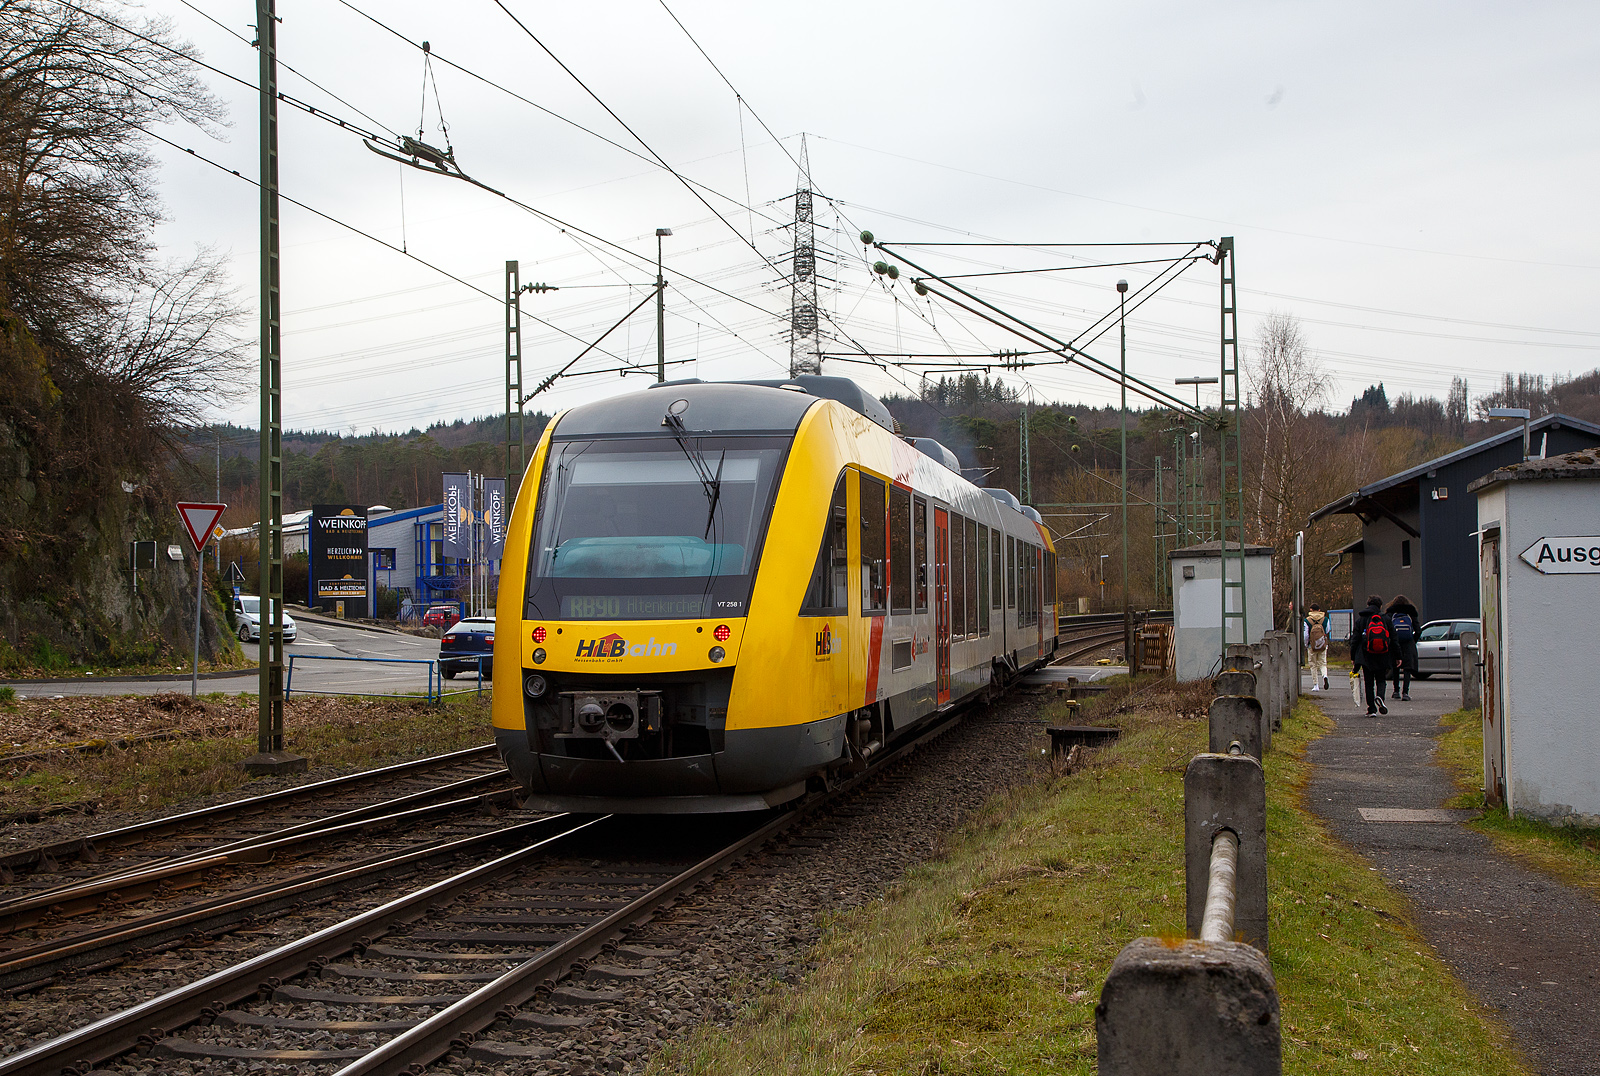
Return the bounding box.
[1386,594,1421,701]
[1349,594,1397,716]
[1303,603,1331,691]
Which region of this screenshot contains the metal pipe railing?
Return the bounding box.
[1199,829,1239,944]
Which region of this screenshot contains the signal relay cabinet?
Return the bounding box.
[1471,448,1600,824]
[1168,541,1275,682]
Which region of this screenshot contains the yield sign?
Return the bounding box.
[177,502,227,552]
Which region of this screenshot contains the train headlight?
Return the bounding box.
[708,645,725,663]
[524,673,548,698]
[713,623,731,642]
[532,647,546,665]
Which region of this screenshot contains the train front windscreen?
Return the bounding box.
[524,436,789,621]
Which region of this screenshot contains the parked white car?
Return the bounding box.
[234,595,298,643]
[1413,618,1481,677]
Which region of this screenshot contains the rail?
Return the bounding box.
[1097,629,1297,1075]
[0,670,980,1076]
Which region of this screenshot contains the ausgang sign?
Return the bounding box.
[1519,536,1600,574]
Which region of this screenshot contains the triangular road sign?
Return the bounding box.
[228,562,246,582]
[177,502,227,552]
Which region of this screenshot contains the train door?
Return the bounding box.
[1481,529,1507,807]
[934,506,951,705]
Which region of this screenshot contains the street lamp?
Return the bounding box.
[1117,279,1131,665]
[655,227,672,382]
[1487,406,1532,460]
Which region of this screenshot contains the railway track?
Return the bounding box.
[0,743,506,886]
[0,746,521,993]
[0,709,972,1076]
[1052,611,1172,665]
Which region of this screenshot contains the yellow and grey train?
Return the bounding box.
[491,376,1060,813]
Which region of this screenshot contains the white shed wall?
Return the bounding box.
[1170,551,1274,681]
[1479,481,1600,824]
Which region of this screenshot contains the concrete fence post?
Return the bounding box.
[1282,631,1300,705]
[1209,696,1265,760]
[1271,633,1293,726]
[1097,745,1280,1075]
[1214,669,1256,701]
[1185,752,1268,953]
[1224,644,1253,673]
[1097,938,1281,1076]
[1248,642,1275,730]
[1459,631,1482,710]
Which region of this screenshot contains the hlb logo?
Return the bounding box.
[815,624,838,660]
[575,633,680,660]
[576,633,627,658]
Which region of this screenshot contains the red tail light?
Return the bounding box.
[713,623,731,642]
[532,626,546,642]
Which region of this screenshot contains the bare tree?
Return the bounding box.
[0,1,224,332]
[1246,313,1334,615]
[93,247,248,427]
[1,0,239,474]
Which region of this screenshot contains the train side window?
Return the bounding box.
[960,515,972,634]
[978,526,990,636]
[800,471,849,615]
[860,472,888,616]
[889,486,912,614]
[914,496,928,612]
[1007,536,1017,609]
[1046,551,1056,608]
[951,513,966,639]
[990,529,1001,610]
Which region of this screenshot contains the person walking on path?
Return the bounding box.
[1385,594,1420,701]
[1350,594,1398,716]
[1304,602,1331,691]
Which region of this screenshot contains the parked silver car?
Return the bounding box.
[234,595,298,643]
[1413,618,1481,677]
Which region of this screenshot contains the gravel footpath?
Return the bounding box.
[1306,674,1600,1076]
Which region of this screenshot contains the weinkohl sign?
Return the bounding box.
[1519,536,1600,575]
[311,504,370,614]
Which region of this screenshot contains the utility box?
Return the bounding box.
[1169,541,1276,682]
[1470,448,1600,824]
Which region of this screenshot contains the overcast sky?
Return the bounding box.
[136,0,1600,436]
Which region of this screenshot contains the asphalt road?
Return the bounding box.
[5,617,486,699]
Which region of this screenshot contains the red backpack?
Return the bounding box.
[1363,613,1391,656]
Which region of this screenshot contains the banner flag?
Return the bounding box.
[484,478,507,560]
[442,473,472,558]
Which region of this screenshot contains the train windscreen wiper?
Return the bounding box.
[663,413,725,538]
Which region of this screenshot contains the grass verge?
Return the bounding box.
[652,685,1527,1076]
[1,694,491,816]
[1436,707,1600,900]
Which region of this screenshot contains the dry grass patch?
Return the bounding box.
[1436,707,1600,900]
[0,693,491,816]
[652,686,1527,1076]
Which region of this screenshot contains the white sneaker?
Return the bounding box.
[1310,685,1319,692]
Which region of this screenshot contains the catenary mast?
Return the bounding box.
[788,137,822,378]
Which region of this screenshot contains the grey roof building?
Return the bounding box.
[1308,414,1600,621]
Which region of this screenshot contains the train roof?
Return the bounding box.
[551,380,820,438]
[550,376,899,440]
